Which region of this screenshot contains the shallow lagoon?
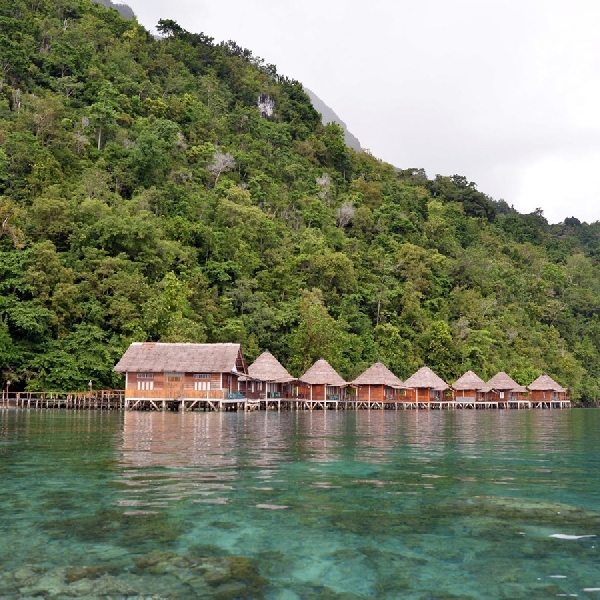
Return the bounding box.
[0,408,599,599]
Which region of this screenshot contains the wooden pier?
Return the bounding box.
[0,391,572,412]
[1,390,125,410]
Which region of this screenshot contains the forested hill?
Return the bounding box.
[2,0,600,401]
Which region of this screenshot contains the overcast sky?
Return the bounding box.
[122,0,600,224]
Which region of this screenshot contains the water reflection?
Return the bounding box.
[115,409,596,513]
[118,409,586,470]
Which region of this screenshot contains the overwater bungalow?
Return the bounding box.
[452,370,485,401]
[241,350,296,399]
[403,366,449,403]
[527,374,568,401]
[351,361,406,402]
[114,342,247,401]
[297,359,347,401]
[480,371,521,402]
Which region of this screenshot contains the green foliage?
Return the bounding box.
[1,0,600,403]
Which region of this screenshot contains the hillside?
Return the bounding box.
[1,0,600,400]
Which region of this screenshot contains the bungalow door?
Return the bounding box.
[165,372,184,399]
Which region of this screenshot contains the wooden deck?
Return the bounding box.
[1,390,125,410]
[0,392,572,412]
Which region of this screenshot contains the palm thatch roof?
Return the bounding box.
[404,366,448,390]
[528,374,567,392]
[114,342,246,374]
[452,370,485,391]
[247,350,295,383]
[351,361,405,388]
[511,385,528,393]
[479,371,520,393]
[299,359,347,386]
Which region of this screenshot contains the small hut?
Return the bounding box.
[403,366,449,403]
[114,342,247,400]
[242,350,295,399]
[480,371,521,402]
[527,374,568,401]
[298,359,347,401]
[452,370,485,401]
[351,361,405,402]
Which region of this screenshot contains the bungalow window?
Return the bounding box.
[136,373,154,391]
[193,374,211,391]
[499,391,505,399]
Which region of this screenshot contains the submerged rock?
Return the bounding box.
[1,549,271,599]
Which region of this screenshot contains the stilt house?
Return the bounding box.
[242,350,295,399]
[452,370,485,401]
[527,374,568,401]
[480,371,521,402]
[403,366,449,402]
[351,361,405,402]
[297,359,346,401]
[114,342,247,400]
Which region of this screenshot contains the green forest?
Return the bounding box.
[2,0,600,401]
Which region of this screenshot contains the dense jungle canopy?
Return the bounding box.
[1,0,600,400]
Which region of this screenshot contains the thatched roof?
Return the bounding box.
[452,370,485,391]
[511,385,528,393]
[528,374,567,392]
[299,359,347,386]
[247,351,295,383]
[114,342,246,374]
[404,366,448,390]
[351,361,405,388]
[478,371,521,393]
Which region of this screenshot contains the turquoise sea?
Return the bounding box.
[0,408,599,599]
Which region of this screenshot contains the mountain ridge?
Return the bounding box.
[91,0,134,19]
[305,88,362,152]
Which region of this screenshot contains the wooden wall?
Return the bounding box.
[125,371,239,398]
[453,389,478,400]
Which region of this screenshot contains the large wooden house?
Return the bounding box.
[403,366,449,402]
[241,350,296,399]
[527,374,568,401]
[114,342,247,400]
[452,370,485,401]
[297,359,346,401]
[351,361,405,402]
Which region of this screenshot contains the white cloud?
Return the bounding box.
[124,0,600,223]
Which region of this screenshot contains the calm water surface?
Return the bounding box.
[0,408,599,599]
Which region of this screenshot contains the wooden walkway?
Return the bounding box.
[1,390,125,410]
[0,392,571,412]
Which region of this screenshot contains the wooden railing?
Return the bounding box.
[1,390,125,409]
[125,389,227,400]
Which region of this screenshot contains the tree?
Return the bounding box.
[0,198,25,248]
[288,288,346,375]
[208,150,235,187]
[88,83,118,150]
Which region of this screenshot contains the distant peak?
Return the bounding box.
[91,0,135,19]
[304,88,362,152]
